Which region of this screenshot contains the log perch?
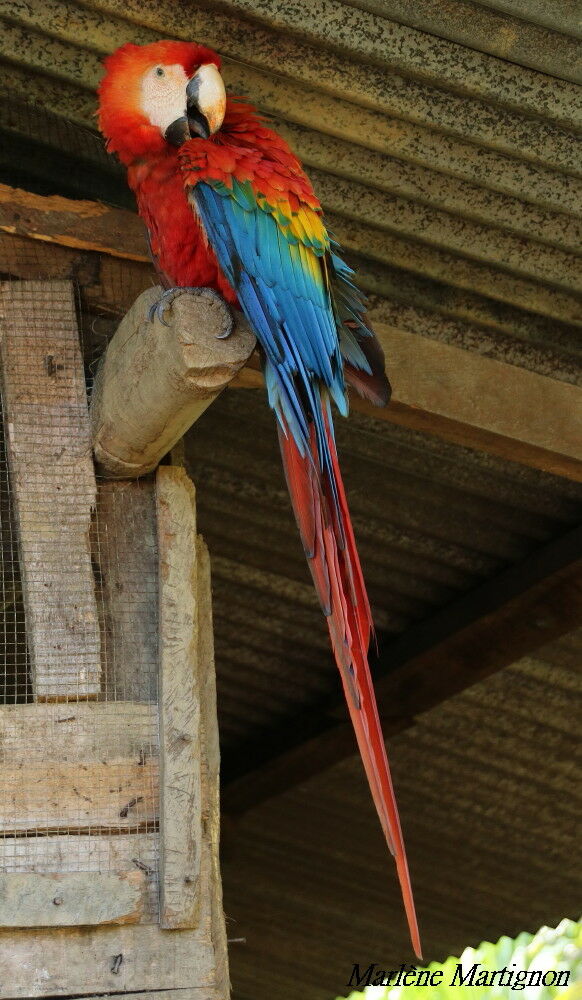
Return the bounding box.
[90,285,256,478]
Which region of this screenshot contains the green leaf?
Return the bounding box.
[338,918,582,1000]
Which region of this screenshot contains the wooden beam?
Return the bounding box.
[231,331,582,482]
[0,232,154,318]
[2,189,580,480]
[222,524,582,814]
[91,287,256,478]
[374,323,582,482]
[0,183,147,261]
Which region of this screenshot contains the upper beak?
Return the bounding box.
[186,63,226,139]
[164,63,226,147]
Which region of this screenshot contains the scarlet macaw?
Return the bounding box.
[98,40,420,956]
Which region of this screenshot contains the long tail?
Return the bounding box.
[277,396,421,959]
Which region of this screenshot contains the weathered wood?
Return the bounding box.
[231,325,582,481]
[0,922,218,998]
[0,705,158,836]
[0,833,159,922]
[0,232,154,317]
[91,287,256,479]
[0,871,145,927]
[380,323,582,482]
[0,465,228,996]
[0,279,101,699]
[0,183,147,261]
[196,536,230,997]
[0,701,157,762]
[156,466,202,929]
[93,480,158,701]
[0,759,158,833]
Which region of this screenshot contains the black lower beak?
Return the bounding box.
[186,106,210,140]
[164,108,210,147]
[186,75,211,139]
[164,116,190,148]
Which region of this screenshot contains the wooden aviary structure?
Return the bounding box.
[0,249,254,999]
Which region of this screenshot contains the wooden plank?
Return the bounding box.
[0,871,145,927]
[196,536,230,998]
[0,183,147,261]
[222,527,582,814]
[0,923,218,998]
[0,759,159,833]
[0,232,154,318]
[156,466,202,929]
[231,324,582,482]
[0,833,159,922]
[0,701,157,762]
[0,279,101,699]
[91,287,255,479]
[376,322,582,482]
[93,481,159,701]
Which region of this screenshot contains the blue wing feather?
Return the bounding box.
[192,183,346,445]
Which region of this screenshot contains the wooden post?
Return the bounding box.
[0,279,101,700]
[91,286,256,479]
[196,536,229,997]
[156,466,202,929]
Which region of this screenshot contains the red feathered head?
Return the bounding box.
[98,41,224,164]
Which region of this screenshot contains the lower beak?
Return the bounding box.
[164,116,190,147]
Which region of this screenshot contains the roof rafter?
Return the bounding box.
[221,523,582,813]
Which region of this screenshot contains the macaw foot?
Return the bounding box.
[148,286,234,338]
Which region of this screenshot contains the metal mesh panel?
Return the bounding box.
[0,276,160,922]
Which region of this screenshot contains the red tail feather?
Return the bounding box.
[278,407,421,960]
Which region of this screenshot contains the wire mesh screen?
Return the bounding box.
[0,276,160,922]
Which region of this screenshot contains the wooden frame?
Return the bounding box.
[0,274,229,998]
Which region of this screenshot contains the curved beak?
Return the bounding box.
[164,63,226,147]
[186,63,226,139]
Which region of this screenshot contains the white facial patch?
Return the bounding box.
[140,63,189,134]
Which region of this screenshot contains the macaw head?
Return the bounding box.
[98,40,227,163]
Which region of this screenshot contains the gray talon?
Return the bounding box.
[147,286,233,338]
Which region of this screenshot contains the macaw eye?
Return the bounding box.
[155,66,165,77]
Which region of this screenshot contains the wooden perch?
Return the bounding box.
[90,286,256,478]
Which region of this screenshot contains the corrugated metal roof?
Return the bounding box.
[221,627,582,1000]
[0,0,580,387]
